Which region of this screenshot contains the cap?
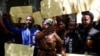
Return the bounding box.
[81,11,94,21]
[43,18,53,26]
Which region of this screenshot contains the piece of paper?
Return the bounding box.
[5,43,34,56]
[10,6,33,23]
[33,11,44,26]
[41,0,63,18]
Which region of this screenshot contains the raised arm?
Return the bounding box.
[0,18,9,34]
[3,13,22,35]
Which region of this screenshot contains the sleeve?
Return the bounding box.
[3,18,22,35]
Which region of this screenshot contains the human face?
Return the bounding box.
[25,16,34,27]
[59,21,66,30]
[81,15,92,28]
[42,23,50,30]
[68,22,77,30]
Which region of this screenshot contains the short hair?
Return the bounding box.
[26,16,34,24]
[81,11,94,21]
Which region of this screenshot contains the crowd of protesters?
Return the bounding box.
[0,11,100,56]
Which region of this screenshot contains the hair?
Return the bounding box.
[81,11,94,21]
[26,16,34,24]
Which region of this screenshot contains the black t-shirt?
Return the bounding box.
[78,27,100,55]
[64,31,82,54]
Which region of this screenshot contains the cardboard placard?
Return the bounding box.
[5,43,34,56]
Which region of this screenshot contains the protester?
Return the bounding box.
[78,11,100,55]
[3,13,39,56]
[36,18,64,56]
[61,19,82,54]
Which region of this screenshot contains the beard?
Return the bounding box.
[25,23,33,28]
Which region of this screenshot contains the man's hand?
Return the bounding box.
[61,48,66,56]
[61,50,66,56]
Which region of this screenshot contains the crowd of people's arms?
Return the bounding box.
[0,11,100,56]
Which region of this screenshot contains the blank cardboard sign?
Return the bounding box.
[5,43,34,56]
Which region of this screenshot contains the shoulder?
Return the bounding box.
[89,28,99,35]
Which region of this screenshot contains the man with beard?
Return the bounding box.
[3,14,39,56]
[78,11,100,56]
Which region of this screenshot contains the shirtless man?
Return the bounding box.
[36,19,64,56]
